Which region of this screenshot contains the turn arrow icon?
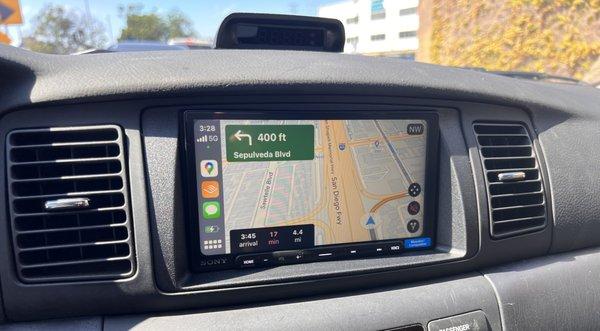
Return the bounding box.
[234,130,253,146]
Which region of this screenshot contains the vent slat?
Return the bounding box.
[10,140,119,149]
[17,239,131,252]
[492,193,544,209]
[481,146,532,158]
[15,210,127,232]
[483,155,534,161]
[9,128,118,145]
[486,167,538,173]
[473,124,527,134]
[492,216,547,225]
[17,226,129,249]
[11,156,121,166]
[489,179,541,186]
[492,203,546,212]
[11,143,120,163]
[479,145,532,148]
[6,125,135,283]
[11,159,121,181]
[21,260,132,280]
[484,157,536,170]
[491,191,544,199]
[13,206,125,218]
[17,222,127,235]
[19,243,130,266]
[475,133,529,137]
[473,122,547,238]
[19,255,132,269]
[13,173,122,183]
[12,189,124,200]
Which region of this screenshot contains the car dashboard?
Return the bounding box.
[1,44,600,330]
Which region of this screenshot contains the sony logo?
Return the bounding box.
[200,257,229,266]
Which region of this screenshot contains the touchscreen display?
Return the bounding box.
[191,118,432,259]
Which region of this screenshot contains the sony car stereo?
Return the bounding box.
[183,111,439,271]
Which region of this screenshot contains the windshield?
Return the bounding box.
[1,0,599,84]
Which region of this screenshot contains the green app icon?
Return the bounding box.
[202,201,221,219]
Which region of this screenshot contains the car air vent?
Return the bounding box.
[6,125,135,283]
[473,123,547,238]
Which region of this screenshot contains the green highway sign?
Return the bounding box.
[225,125,314,162]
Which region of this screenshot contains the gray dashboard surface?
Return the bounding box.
[484,247,600,330]
[0,44,598,116]
[4,248,600,330]
[0,318,101,331]
[104,273,501,331]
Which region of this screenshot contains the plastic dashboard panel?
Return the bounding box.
[1,45,600,324]
[0,95,552,321]
[104,273,502,331]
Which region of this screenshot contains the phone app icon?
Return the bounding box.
[203,201,221,219]
[200,160,218,177]
[201,181,220,198]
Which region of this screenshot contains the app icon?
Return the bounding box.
[200,160,218,177]
[203,201,221,219]
[201,181,220,198]
[203,239,222,250]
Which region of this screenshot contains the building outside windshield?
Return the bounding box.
[1,0,599,85]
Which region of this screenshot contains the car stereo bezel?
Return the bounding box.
[182,110,439,272]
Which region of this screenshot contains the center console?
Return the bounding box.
[142,95,494,294]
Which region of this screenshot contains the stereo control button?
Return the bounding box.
[256,254,275,266]
[385,241,404,254]
[272,250,305,264]
[235,256,258,268]
[302,248,337,261]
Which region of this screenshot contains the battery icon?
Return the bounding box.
[204,225,220,234]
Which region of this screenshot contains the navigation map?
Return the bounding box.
[218,119,427,253]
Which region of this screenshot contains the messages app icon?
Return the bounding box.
[203,201,221,219]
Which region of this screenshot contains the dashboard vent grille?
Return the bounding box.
[6,125,135,283]
[473,123,547,238]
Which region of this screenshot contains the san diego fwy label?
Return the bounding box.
[225,125,315,162]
